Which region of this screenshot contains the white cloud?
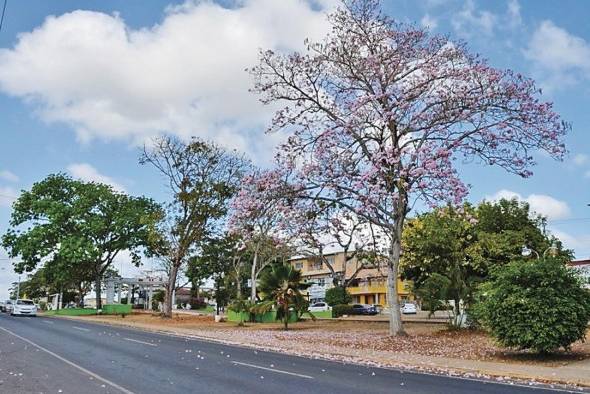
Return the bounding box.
[420,14,438,30]
[0,186,18,207]
[67,163,126,192]
[0,0,335,161]
[485,189,571,220]
[506,0,521,28]
[550,229,590,259]
[452,0,496,37]
[524,20,590,89]
[573,153,589,166]
[0,170,18,182]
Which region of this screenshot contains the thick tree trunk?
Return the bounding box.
[250,252,258,303]
[95,275,102,310]
[163,262,179,318]
[386,212,407,336]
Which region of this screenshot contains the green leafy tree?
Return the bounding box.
[255,263,310,330]
[415,273,450,318]
[140,136,249,317]
[402,199,570,326]
[325,286,352,306]
[2,174,162,309]
[402,204,481,325]
[476,258,590,353]
[186,233,248,303]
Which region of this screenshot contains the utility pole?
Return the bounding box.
[15,274,20,300]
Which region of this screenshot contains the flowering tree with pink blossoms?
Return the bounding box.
[229,169,296,303]
[249,0,569,335]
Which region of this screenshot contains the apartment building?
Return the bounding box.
[290,251,412,306]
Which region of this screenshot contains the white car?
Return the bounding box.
[308,302,331,312]
[11,299,37,317]
[4,300,13,314]
[401,303,417,314]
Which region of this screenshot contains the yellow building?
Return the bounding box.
[289,252,412,306]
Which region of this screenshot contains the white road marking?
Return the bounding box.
[123,338,157,347]
[72,326,90,332]
[0,326,134,394]
[232,361,314,379]
[42,320,54,324]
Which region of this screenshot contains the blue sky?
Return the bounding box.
[0,0,589,299]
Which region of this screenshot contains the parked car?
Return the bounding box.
[371,304,383,314]
[11,299,37,317]
[350,303,379,316]
[401,303,417,314]
[308,302,331,312]
[4,300,13,314]
[0,300,5,312]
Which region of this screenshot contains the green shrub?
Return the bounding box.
[325,286,352,306]
[415,273,450,317]
[476,258,590,353]
[332,304,354,318]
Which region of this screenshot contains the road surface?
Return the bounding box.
[0,313,579,394]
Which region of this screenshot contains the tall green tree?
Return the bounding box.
[401,199,570,326]
[2,174,162,309]
[140,136,249,317]
[186,233,248,312]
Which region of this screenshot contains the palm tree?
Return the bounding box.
[254,262,310,330]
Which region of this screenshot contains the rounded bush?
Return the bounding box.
[476,258,590,353]
[331,304,354,318]
[325,286,352,306]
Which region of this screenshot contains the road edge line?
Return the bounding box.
[0,325,134,394]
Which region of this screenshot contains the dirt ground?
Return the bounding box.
[71,312,590,366]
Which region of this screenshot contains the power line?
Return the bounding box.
[0,0,7,32]
[548,217,590,224]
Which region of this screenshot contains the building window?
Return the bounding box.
[325,255,335,267]
[310,260,323,270]
[294,262,303,270]
[317,278,326,286]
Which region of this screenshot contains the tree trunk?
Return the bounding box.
[283,303,289,330]
[236,275,242,300]
[250,251,258,303]
[163,262,179,318]
[453,296,461,328]
[95,275,102,310]
[386,213,406,336]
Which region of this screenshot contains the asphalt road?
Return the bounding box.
[0,313,580,394]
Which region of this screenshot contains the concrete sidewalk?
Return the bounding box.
[54,314,590,388]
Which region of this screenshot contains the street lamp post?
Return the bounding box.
[521,242,558,260]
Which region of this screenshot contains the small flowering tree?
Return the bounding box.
[229,169,295,303]
[293,203,385,287]
[250,0,569,335]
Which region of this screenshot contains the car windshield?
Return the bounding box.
[17,300,34,305]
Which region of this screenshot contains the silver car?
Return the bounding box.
[11,299,37,316]
[4,300,13,314]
